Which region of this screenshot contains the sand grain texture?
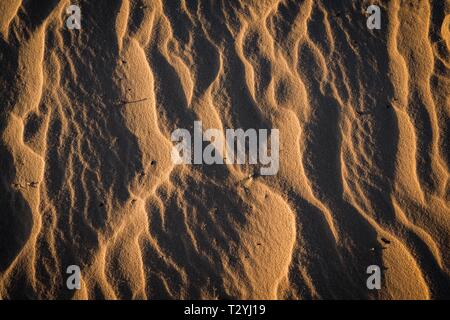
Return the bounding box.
[0,0,449,299]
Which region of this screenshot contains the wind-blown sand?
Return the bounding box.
[0,0,449,299]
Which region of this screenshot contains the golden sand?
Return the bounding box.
[0,0,449,299]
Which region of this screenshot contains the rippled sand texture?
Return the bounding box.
[0,0,449,300]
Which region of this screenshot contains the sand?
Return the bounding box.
[0,0,449,300]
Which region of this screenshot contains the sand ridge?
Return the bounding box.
[0,0,449,299]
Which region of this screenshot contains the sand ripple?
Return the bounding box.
[0,0,449,299]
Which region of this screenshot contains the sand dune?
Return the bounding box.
[0,0,449,299]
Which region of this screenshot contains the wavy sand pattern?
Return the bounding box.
[0,0,449,299]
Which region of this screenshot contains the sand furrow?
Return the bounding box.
[0,0,448,300]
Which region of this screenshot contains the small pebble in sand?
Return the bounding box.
[249,172,260,179]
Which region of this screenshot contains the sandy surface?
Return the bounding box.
[0,0,449,299]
